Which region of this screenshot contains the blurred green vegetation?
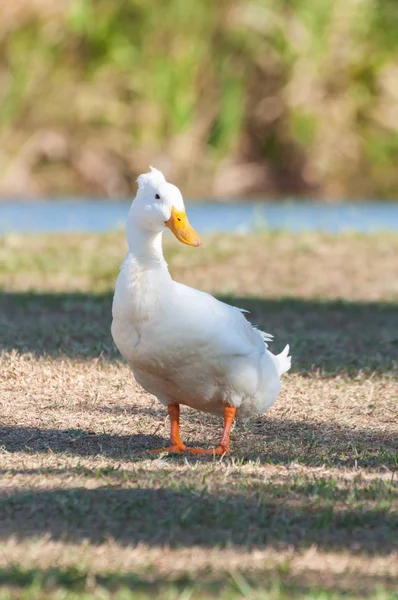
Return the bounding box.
[0,0,397,198]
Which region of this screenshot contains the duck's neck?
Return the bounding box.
[126,224,168,270]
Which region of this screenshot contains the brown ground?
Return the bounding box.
[0,231,397,599]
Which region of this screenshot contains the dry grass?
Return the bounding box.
[0,231,397,599]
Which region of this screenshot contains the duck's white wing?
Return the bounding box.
[172,282,268,358]
[170,282,285,412]
[226,305,274,348]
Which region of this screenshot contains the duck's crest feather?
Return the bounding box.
[137,166,166,190]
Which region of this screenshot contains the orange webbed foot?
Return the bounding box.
[188,445,230,456]
[149,443,187,454]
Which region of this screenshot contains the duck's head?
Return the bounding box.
[129,167,201,247]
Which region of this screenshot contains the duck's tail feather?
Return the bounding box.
[275,344,291,376]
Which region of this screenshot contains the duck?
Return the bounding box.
[111,167,291,455]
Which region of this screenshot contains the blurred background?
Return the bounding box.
[1,0,398,201]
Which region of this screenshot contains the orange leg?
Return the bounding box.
[150,404,187,453]
[189,404,236,456]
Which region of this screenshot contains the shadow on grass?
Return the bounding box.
[1,482,397,554]
[0,291,397,374]
[1,421,396,469]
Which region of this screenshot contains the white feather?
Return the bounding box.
[136,166,166,190]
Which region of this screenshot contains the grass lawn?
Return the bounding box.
[0,231,397,599]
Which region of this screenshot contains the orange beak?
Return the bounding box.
[166,206,202,247]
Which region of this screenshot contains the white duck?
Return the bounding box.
[112,167,291,455]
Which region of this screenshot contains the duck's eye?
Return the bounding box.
[177,217,181,222]
[155,194,160,199]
